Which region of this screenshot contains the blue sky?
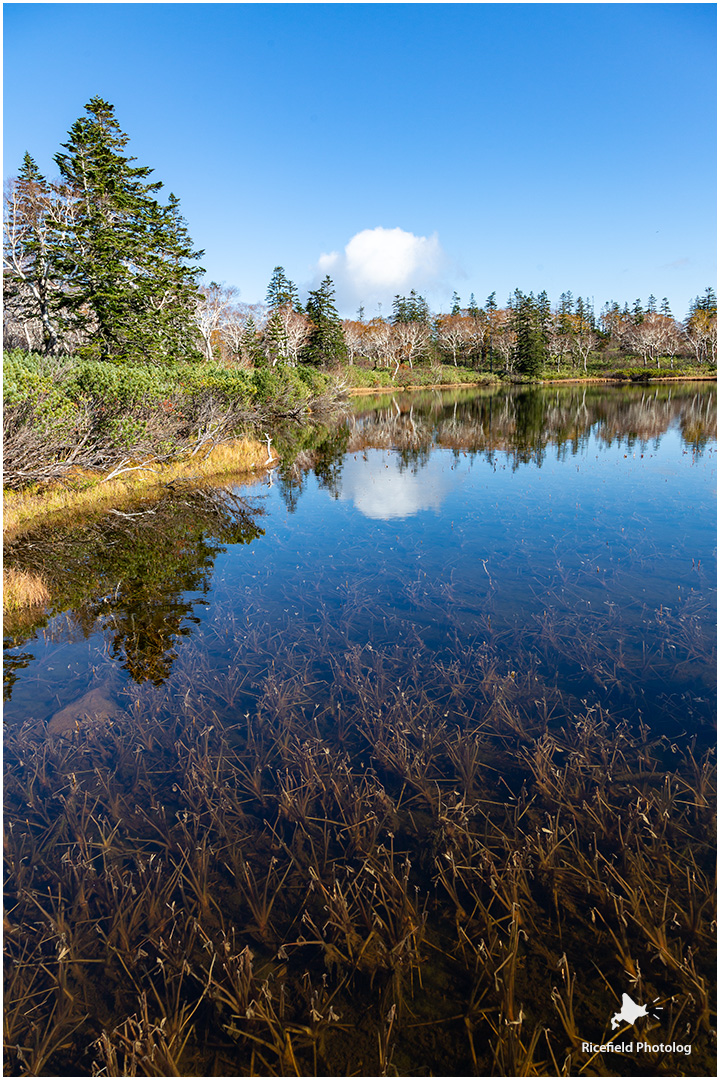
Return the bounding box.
[4,3,716,318]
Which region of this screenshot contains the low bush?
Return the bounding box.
[340,363,494,388]
[2,353,334,490]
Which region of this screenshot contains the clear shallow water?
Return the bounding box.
[4,383,716,739]
[3,383,717,1077]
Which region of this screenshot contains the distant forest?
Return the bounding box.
[4,98,717,377]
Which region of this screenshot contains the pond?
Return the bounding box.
[4,383,716,1077]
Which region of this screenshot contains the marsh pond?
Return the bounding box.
[4,383,716,1077]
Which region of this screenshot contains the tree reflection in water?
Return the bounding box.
[2,383,716,1077]
[4,485,265,691]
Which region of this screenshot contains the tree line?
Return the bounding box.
[4,97,717,375]
[187,278,717,377]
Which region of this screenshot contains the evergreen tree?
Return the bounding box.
[53,97,203,362]
[409,290,430,323]
[265,266,299,310]
[558,290,574,316]
[265,308,289,366]
[660,297,673,318]
[240,315,265,367]
[143,193,206,361]
[305,276,346,366]
[485,291,497,312]
[392,289,430,324]
[264,267,303,364]
[468,293,480,318]
[392,294,409,323]
[451,291,461,315]
[536,289,552,351]
[690,287,717,315]
[512,290,545,377]
[575,295,595,331]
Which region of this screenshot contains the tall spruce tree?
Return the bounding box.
[690,287,717,315]
[264,266,301,365]
[265,266,300,311]
[240,315,265,367]
[53,97,203,362]
[513,290,545,377]
[392,289,430,325]
[536,290,553,353]
[305,276,346,366]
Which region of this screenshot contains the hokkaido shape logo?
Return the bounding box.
[611,993,651,1030]
[581,993,691,1057]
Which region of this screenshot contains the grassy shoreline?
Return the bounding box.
[344,371,716,393]
[2,437,275,621]
[3,436,271,543]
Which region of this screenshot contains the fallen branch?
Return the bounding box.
[100,460,160,483]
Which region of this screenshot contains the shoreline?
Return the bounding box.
[3,436,272,547]
[346,373,717,394]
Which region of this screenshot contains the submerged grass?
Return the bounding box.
[3,609,716,1077]
[3,385,716,1074]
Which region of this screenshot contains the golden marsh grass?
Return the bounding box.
[3,435,269,545]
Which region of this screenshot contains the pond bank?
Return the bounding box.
[3,437,274,621]
[346,373,717,393]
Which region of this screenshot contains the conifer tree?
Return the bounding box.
[513,290,545,377]
[305,276,347,366]
[265,309,289,366]
[240,315,265,367]
[265,266,299,311]
[536,289,553,351]
[392,289,430,325]
[689,287,717,315]
[53,97,203,362]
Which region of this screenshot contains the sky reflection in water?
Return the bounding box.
[4,384,716,741]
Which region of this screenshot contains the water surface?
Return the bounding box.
[5,383,716,737]
[4,382,716,1078]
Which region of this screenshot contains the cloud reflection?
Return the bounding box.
[339,451,454,520]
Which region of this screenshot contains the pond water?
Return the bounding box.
[4,383,716,1077]
[5,383,716,737]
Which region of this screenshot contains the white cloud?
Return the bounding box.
[312,226,448,315]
